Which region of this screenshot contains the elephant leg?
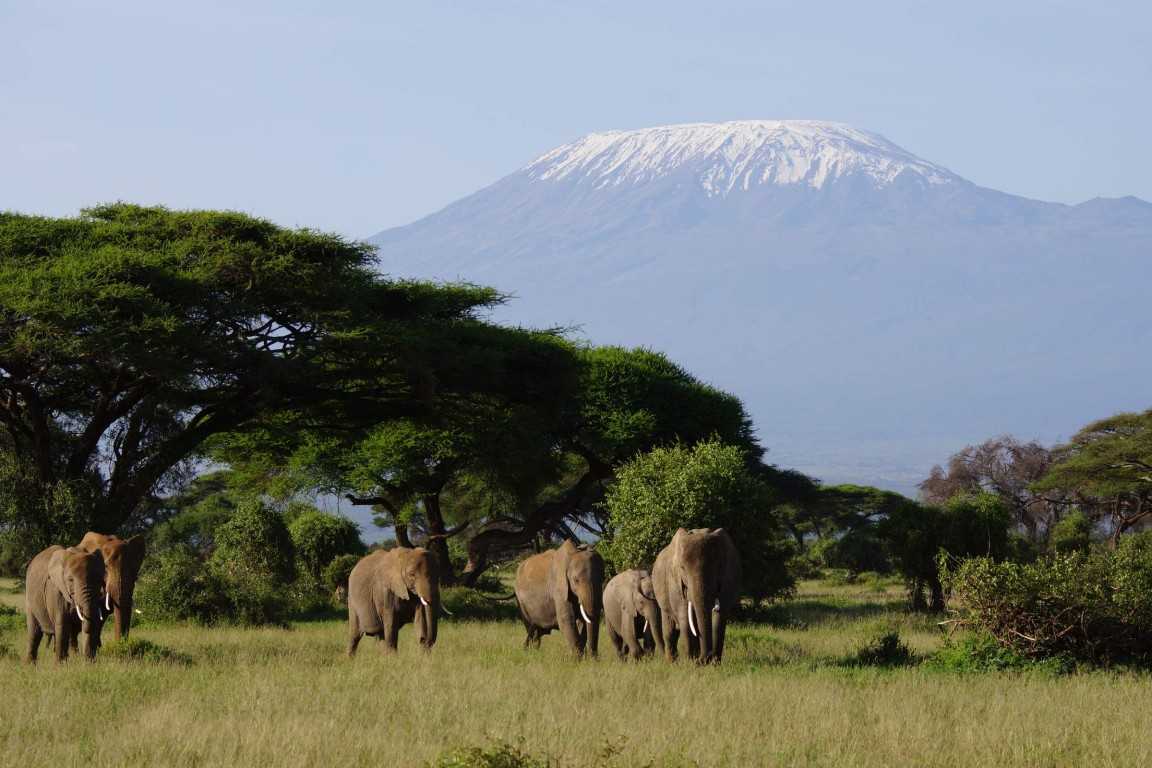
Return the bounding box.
[621,614,641,660]
[415,606,429,651]
[714,615,727,664]
[25,621,43,664]
[347,610,362,658]
[608,625,625,659]
[556,604,583,658]
[382,619,399,654]
[663,623,679,662]
[55,628,69,663]
[678,605,700,660]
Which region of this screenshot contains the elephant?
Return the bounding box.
[603,569,662,660]
[24,545,106,663]
[514,539,604,658]
[77,532,146,641]
[346,546,440,656]
[652,528,741,664]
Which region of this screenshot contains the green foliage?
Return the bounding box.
[427,741,548,768]
[926,632,1071,674]
[211,502,296,584]
[847,630,915,668]
[944,533,1152,665]
[148,471,246,557]
[101,638,192,665]
[440,587,520,621]
[601,438,793,601]
[135,547,231,624]
[288,509,363,581]
[1049,510,1093,554]
[0,203,503,536]
[323,553,362,592]
[813,527,892,575]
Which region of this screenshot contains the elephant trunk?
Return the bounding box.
[79,588,103,659]
[575,583,600,658]
[641,601,661,654]
[417,580,439,649]
[686,576,715,663]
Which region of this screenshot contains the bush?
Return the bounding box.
[101,638,192,665]
[813,528,892,575]
[927,631,1071,674]
[135,547,231,624]
[211,502,296,584]
[1050,510,1093,554]
[323,553,362,593]
[428,741,548,768]
[847,630,915,668]
[440,586,519,621]
[944,532,1152,666]
[289,510,364,581]
[601,438,794,602]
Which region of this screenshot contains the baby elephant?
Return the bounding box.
[603,569,662,660]
[25,545,106,663]
[347,546,441,656]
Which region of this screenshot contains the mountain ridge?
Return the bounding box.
[368,122,1152,494]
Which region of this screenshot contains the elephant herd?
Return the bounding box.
[23,532,146,663]
[347,526,741,664]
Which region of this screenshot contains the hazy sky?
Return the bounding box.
[3,1,1150,238]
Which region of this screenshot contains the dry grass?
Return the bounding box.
[0,577,1149,767]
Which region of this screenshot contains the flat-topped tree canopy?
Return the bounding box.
[0,203,501,543]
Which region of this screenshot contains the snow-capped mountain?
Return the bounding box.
[370,121,1152,494]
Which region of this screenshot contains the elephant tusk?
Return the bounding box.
[642,620,649,634]
[76,604,85,623]
[106,593,112,612]
[419,596,430,607]
[579,603,593,625]
[440,605,454,617]
[687,601,699,638]
[713,599,720,613]
[134,609,142,615]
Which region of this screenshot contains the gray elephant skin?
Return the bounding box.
[514,540,604,658]
[347,546,441,655]
[24,545,106,663]
[652,528,741,664]
[603,568,661,660]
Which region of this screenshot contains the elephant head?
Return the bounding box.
[48,547,106,658]
[385,546,441,648]
[670,528,730,662]
[80,532,146,641]
[552,539,604,657]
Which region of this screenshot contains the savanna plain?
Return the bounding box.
[1,576,1148,768]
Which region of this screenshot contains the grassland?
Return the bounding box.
[0,576,1149,767]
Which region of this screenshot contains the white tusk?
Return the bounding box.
[106,593,112,612]
[687,601,698,637]
[713,599,720,613]
[76,604,85,623]
[579,603,593,625]
[134,609,142,615]
[642,620,649,634]
[440,605,454,617]
[419,596,430,607]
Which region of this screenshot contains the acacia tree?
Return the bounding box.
[0,204,500,550]
[920,436,1064,539]
[1034,410,1152,547]
[457,345,759,584]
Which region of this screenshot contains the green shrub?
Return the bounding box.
[288,510,364,581]
[211,502,296,584]
[135,547,230,624]
[428,741,548,768]
[814,528,892,575]
[926,632,1071,674]
[944,533,1152,666]
[847,630,915,667]
[1050,510,1093,554]
[101,638,192,665]
[323,553,362,592]
[440,587,519,621]
[601,438,794,602]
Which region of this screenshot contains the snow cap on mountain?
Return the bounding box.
[524,120,960,196]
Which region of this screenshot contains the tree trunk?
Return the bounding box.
[421,494,456,585]
[460,467,608,587]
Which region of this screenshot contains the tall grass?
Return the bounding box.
[0,578,1149,767]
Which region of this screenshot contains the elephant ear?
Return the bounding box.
[384,550,411,601]
[639,574,656,601]
[123,535,147,572]
[47,548,70,603]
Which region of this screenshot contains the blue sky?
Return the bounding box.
[3,1,1150,237]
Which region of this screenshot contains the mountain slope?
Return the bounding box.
[369,121,1152,493]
